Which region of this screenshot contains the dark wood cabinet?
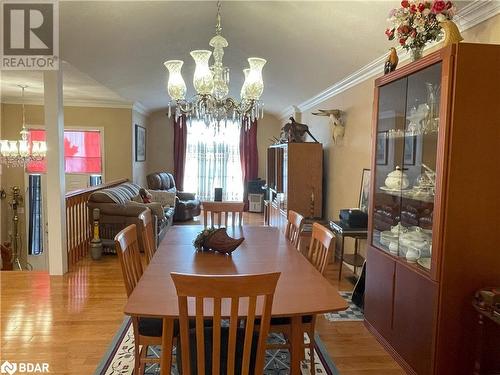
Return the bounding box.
[266,143,323,229]
[365,44,500,375]
[392,263,437,375]
[365,249,396,341]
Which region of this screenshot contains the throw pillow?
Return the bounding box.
[148,190,177,207]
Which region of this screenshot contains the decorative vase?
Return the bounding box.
[410,47,424,62]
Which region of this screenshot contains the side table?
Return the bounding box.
[329,220,368,282]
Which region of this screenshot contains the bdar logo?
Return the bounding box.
[0,361,17,375]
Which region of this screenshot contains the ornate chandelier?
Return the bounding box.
[164,1,266,127]
[0,85,47,168]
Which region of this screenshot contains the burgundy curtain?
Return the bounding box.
[239,117,258,209]
[173,115,187,191]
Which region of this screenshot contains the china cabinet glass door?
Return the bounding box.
[372,63,442,274]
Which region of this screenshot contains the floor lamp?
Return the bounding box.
[8,186,32,270]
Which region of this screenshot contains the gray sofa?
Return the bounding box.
[146,172,201,222]
[87,182,174,252]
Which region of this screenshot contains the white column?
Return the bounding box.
[44,69,67,275]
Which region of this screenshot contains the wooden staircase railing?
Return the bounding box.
[65,178,127,270]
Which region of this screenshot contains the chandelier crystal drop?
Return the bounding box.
[164,1,266,128]
[0,85,47,168]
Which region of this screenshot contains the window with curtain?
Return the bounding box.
[184,121,243,201]
[26,129,102,174]
[28,174,43,255]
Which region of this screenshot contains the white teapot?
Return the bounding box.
[405,246,421,263]
[385,166,410,190]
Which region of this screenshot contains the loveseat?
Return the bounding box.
[87,182,174,252]
[146,172,201,221]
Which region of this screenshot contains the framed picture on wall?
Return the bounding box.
[359,168,371,213]
[404,136,416,165]
[135,125,146,162]
[376,131,388,165]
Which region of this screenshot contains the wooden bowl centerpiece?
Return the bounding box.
[193,227,244,255]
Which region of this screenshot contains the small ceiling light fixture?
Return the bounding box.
[164,1,266,128]
[0,85,47,167]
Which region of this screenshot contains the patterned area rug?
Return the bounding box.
[323,292,364,322]
[95,318,339,375]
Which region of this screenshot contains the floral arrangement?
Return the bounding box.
[193,227,218,250]
[385,0,457,51]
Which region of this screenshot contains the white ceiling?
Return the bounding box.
[58,0,399,114]
[1,61,129,105]
[1,1,476,115]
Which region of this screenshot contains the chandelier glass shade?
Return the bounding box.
[164,1,266,127]
[0,86,47,168]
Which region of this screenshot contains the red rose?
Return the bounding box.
[401,25,410,34]
[399,38,406,45]
[401,0,410,8]
[410,4,417,13]
[385,28,394,37]
[418,3,426,12]
[432,0,447,13]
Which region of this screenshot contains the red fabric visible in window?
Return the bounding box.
[27,130,47,173]
[26,130,102,174]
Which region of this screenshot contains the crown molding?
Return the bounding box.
[284,0,499,117]
[132,102,150,116]
[0,96,150,112]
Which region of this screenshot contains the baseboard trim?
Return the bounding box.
[364,319,417,375]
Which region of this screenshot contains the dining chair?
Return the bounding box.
[306,222,335,275]
[115,224,163,375]
[267,222,335,373]
[202,201,245,227]
[284,210,305,250]
[139,209,156,265]
[171,272,281,375]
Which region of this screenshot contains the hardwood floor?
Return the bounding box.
[0,214,403,374]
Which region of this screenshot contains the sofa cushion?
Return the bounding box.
[90,183,141,204]
[125,201,166,221]
[159,173,169,189]
[131,194,143,203]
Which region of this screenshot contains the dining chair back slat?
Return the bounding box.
[115,224,144,297]
[139,209,156,265]
[285,210,305,250]
[171,272,280,375]
[202,201,245,227]
[307,222,335,275]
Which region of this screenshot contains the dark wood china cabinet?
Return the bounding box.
[365,43,500,375]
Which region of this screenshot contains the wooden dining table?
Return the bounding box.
[124,225,348,375]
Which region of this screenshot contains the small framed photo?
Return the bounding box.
[376,131,388,165]
[135,125,146,162]
[359,168,371,213]
[404,136,416,165]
